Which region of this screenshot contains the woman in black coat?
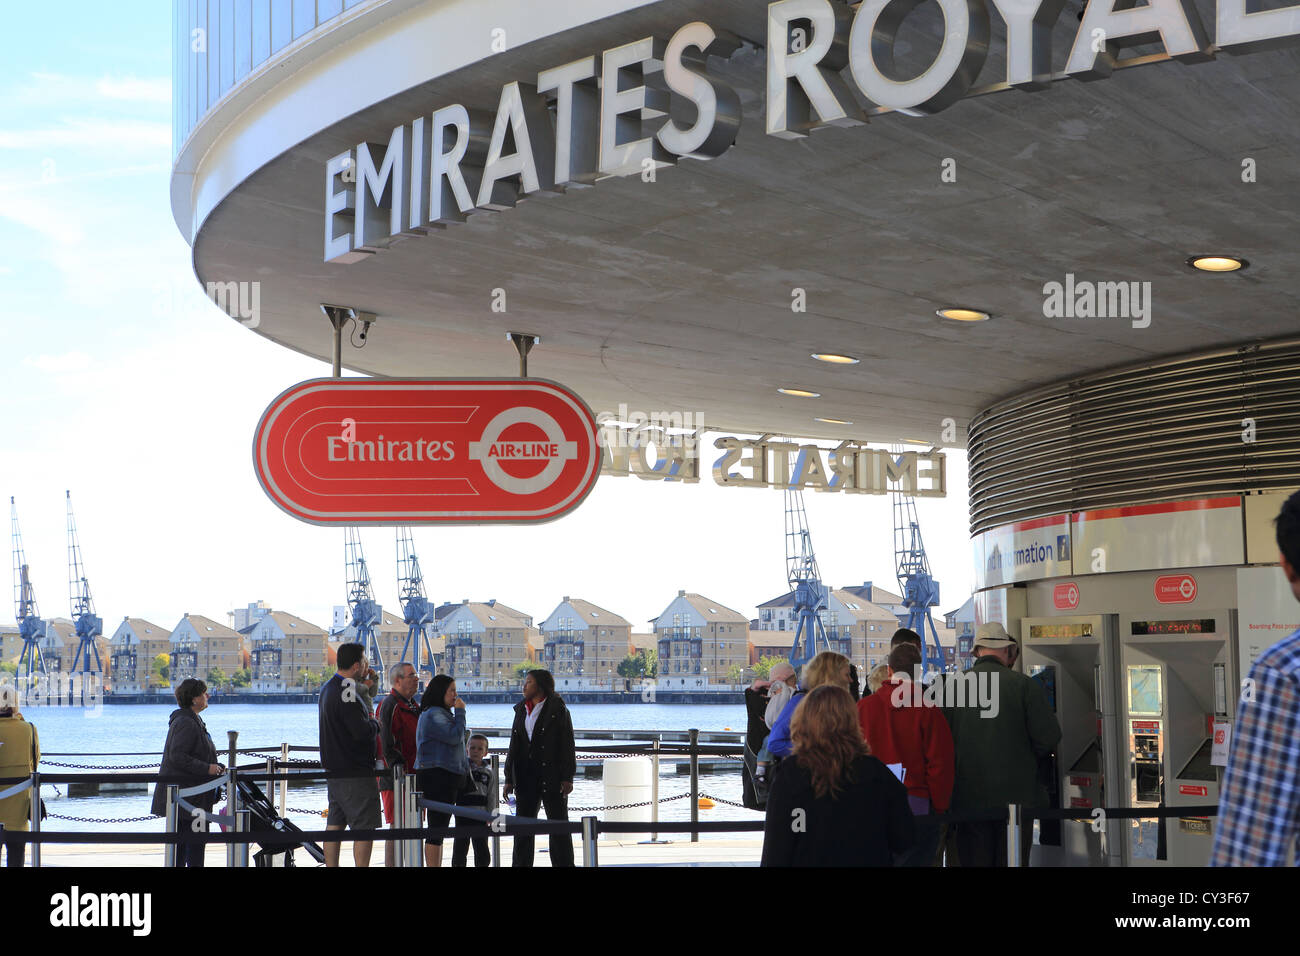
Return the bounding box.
[150,678,224,867]
[761,685,914,867]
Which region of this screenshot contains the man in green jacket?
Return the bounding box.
[945,622,1061,866]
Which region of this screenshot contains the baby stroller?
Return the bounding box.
[235,777,326,867]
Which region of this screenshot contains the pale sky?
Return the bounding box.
[0,3,976,640]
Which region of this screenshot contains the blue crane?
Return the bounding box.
[66,491,104,688]
[344,527,384,686]
[891,448,945,676]
[784,483,832,672]
[10,497,50,684]
[396,526,438,685]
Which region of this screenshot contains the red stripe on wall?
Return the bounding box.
[1074,497,1240,522]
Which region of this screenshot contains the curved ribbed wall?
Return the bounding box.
[967,337,1300,535]
[171,0,378,156]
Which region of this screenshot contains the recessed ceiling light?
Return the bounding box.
[1187,255,1248,273]
[814,417,853,425]
[936,308,991,322]
[811,352,860,365]
[778,387,821,398]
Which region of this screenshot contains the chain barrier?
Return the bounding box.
[47,813,157,823]
[570,793,692,812]
[39,760,160,770]
[697,791,753,809]
[243,753,319,765]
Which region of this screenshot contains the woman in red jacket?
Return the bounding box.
[857,643,954,866]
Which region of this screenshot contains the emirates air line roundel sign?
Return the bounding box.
[253,378,600,525]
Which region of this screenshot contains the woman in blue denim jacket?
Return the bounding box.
[415,674,470,867]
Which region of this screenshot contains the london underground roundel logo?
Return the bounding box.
[1154,574,1198,604]
[1052,583,1080,610]
[468,408,579,495]
[253,378,599,525]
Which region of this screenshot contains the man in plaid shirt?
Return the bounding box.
[1211,489,1300,866]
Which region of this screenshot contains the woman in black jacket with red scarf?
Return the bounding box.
[503,669,576,866]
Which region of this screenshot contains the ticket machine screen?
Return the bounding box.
[1127,664,1162,716]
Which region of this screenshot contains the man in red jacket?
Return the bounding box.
[377,661,422,867]
[857,643,954,866]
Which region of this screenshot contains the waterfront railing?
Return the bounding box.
[1,726,1220,867]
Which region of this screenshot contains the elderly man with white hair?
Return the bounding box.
[742,661,798,809]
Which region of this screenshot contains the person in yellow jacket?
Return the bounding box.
[0,704,40,865]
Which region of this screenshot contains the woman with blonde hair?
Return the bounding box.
[761,685,914,866]
[765,650,852,759]
[866,664,891,695]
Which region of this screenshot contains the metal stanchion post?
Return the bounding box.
[581,815,599,868]
[642,737,663,845]
[233,809,250,867]
[29,771,40,868]
[279,741,289,818]
[226,731,238,811]
[490,753,501,868]
[226,732,240,869]
[689,729,699,844]
[392,765,406,868]
[404,774,422,867]
[1007,804,1021,868]
[164,784,179,868]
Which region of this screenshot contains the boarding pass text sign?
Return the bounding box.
[253,379,600,524]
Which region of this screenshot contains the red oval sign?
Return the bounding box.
[253,378,599,524]
[1053,583,1080,610]
[1154,574,1198,604]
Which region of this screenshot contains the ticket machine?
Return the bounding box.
[1019,615,1122,866]
[1119,611,1236,867]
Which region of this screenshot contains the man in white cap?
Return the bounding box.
[945,622,1060,866]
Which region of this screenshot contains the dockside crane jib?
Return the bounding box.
[396,526,438,688]
[891,447,946,678]
[784,480,832,673]
[343,527,384,689]
[66,490,104,684]
[11,496,50,682]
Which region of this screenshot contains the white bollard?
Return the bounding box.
[603,757,652,842]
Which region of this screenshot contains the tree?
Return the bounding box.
[512,661,537,680]
[206,667,228,691]
[230,668,251,688]
[616,648,658,679]
[150,653,170,688]
[752,655,788,680]
[0,660,16,676]
[726,663,748,684]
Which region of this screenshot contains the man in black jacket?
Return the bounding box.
[318,642,381,867]
[504,669,576,866]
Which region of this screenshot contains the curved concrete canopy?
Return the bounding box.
[184,0,1300,445]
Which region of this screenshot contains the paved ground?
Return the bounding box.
[24,836,763,867]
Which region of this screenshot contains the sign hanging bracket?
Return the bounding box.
[321,305,378,378]
[507,332,541,378]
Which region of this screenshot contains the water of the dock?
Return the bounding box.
[32,837,762,867]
